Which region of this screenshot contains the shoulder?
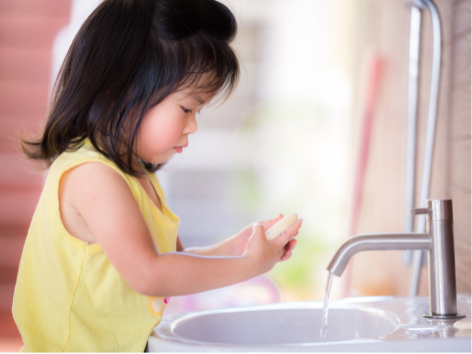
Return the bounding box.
[60,161,140,225]
[64,160,123,180]
[56,139,133,196]
[58,161,143,245]
[61,162,132,204]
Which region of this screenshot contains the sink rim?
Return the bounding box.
[150,296,471,352]
[156,301,402,347]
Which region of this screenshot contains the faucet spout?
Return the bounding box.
[327,233,431,277]
[326,199,464,319]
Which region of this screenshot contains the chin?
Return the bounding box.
[140,151,173,165]
[153,155,174,165]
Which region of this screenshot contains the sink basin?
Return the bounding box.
[171,305,398,345]
[149,296,471,352]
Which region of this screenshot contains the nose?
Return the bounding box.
[184,114,198,135]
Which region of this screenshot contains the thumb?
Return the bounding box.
[251,223,266,237]
[259,214,283,231]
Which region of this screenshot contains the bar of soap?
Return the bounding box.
[265,213,298,240]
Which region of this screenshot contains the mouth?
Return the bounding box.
[173,144,188,153]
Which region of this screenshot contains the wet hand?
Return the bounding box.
[231,214,284,256]
[273,217,301,262]
[243,218,303,275]
[280,237,298,262]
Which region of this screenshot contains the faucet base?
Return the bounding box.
[423,313,466,320]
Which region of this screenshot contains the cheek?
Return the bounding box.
[139,114,179,151]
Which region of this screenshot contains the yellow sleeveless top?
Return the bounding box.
[12,140,180,352]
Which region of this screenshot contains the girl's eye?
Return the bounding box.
[181,106,192,114]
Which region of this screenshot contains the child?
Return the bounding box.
[13,0,303,351]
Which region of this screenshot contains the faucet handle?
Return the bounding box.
[411,207,432,215]
[412,200,453,221]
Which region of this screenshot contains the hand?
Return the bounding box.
[243,218,303,276]
[231,214,286,256]
[280,235,298,262]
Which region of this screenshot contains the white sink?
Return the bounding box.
[171,306,398,345]
[149,296,471,352]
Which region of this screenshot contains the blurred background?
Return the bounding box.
[0,0,470,351]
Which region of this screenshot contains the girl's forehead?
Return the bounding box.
[173,88,214,105]
[174,72,220,102]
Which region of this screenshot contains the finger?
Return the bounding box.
[286,218,303,234]
[274,218,303,246]
[279,247,287,262]
[282,242,290,258]
[280,245,292,262]
[279,237,296,261]
[284,220,302,240]
[259,214,284,231]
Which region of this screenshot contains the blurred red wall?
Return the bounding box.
[0,0,71,350]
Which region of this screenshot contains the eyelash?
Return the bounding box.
[181,106,201,115]
[181,106,192,114]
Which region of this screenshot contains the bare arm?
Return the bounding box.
[64,162,300,297]
[180,214,297,258]
[180,235,241,256]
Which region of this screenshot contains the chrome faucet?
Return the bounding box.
[327,199,464,320]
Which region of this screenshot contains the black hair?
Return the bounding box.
[22,0,239,176]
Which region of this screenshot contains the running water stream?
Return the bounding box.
[319,273,335,341]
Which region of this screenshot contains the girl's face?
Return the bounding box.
[136,86,214,165]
